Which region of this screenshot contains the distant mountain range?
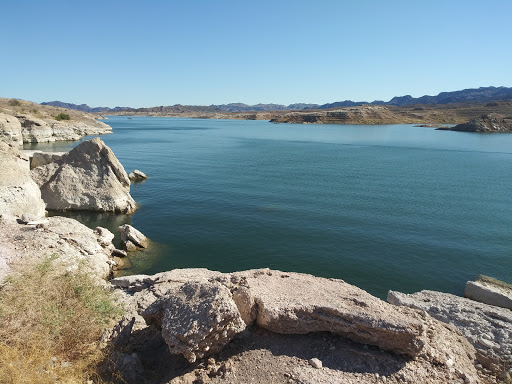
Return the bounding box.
[42,86,512,113]
[40,101,128,113]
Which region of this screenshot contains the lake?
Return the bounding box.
[25,116,512,299]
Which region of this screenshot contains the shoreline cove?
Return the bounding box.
[1,110,511,383]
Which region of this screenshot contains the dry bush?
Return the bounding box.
[0,256,123,383]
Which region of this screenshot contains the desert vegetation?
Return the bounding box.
[0,256,123,383]
[55,112,71,121]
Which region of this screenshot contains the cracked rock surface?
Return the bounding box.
[112,268,481,383]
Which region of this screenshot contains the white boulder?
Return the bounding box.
[31,138,136,213]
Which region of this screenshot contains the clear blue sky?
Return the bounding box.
[1,0,511,107]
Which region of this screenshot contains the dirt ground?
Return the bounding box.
[122,325,495,384]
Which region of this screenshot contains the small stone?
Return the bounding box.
[308,358,322,369]
[478,338,496,349]
[128,169,148,181]
[20,213,40,224]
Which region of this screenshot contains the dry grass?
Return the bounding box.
[0,256,124,383]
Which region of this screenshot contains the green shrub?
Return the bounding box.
[55,113,71,121]
[8,99,21,107]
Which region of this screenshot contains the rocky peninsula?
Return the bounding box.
[0,97,111,143]
[449,113,512,132]
[1,103,511,383]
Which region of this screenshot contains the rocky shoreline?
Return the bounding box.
[1,112,512,383]
[0,98,112,145]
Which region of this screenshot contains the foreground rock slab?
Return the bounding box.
[31,137,136,213]
[388,289,512,374]
[232,269,426,356]
[113,268,480,383]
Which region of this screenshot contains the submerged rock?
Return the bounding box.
[31,138,136,213]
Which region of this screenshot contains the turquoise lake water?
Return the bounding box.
[26,116,512,299]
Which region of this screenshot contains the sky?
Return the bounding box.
[1,0,511,107]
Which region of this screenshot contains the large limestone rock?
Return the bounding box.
[388,289,512,373]
[112,268,480,383]
[0,140,46,218]
[48,121,81,141]
[465,278,512,310]
[0,113,22,144]
[143,281,247,363]
[31,138,136,213]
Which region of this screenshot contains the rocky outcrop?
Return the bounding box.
[465,278,512,310]
[0,215,115,283]
[15,114,112,142]
[17,115,55,142]
[30,138,136,213]
[111,268,480,383]
[269,106,407,125]
[0,140,46,218]
[451,113,512,132]
[388,289,512,374]
[0,113,22,144]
